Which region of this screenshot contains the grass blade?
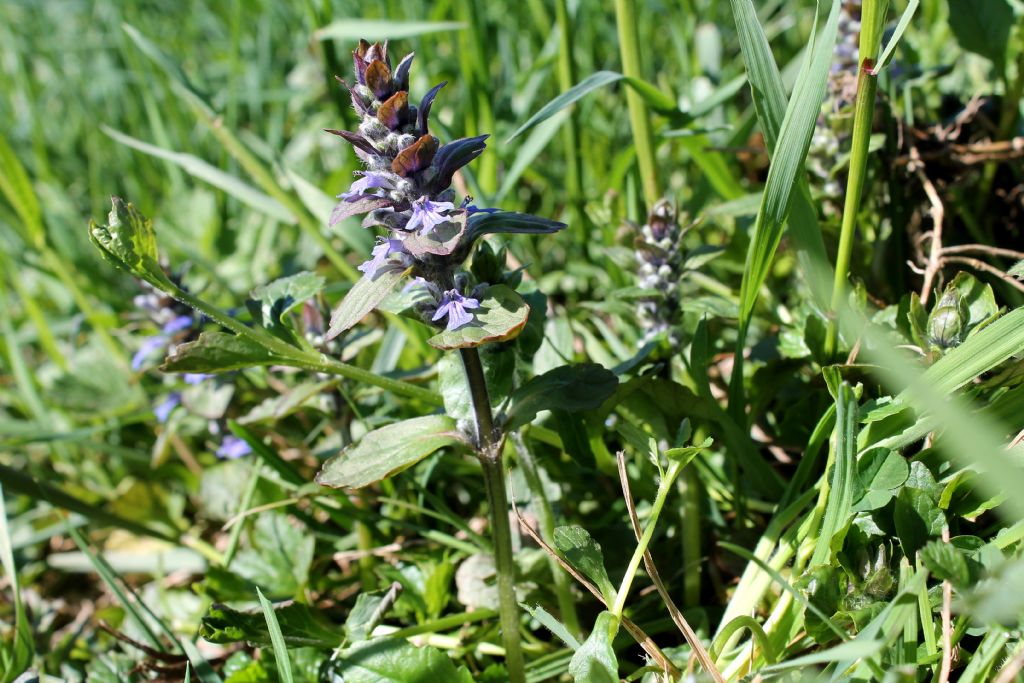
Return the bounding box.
[0,484,33,682]
[810,383,858,566]
[257,587,295,683]
[313,19,465,42]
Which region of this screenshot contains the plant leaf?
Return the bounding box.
[567,611,618,683]
[161,331,277,374]
[88,196,172,289]
[465,211,567,241]
[200,601,340,649]
[504,364,618,431]
[553,526,616,603]
[947,0,1015,68]
[326,268,408,341]
[333,638,471,682]
[250,271,326,327]
[316,415,468,489]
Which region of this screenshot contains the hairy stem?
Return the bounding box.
[460,347,525,683]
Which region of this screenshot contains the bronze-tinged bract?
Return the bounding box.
[377,91,409,130]
[364,60,393,101]
[392,134,438,177]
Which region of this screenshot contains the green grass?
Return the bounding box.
[2,0,1024,680]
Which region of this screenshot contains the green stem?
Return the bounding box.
[168,283,442,406]
[825,0,887,357]
[611,459,683,619]
[511,434,582,639]
[614,0,659,206]
[460,347,525,683]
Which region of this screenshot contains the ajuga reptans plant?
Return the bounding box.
[87,36,582,683]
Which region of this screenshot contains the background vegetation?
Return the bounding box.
[2,0,1024,680]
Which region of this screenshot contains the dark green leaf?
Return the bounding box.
[553,526,616,603]
[428,285,531,350]
[504,363,618,430]
[316,415,468,489]
[894,487,946,557]
[465,211,567,241]
[920,540,972,587]
[199,601,341,649]
[947,0,1015,68]
[161,331,277,374]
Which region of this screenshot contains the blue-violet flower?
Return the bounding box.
[432,289,480,331]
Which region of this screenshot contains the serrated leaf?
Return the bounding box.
[663,436,713,464]
[428,285,530,350]
[199,601,340,649]
[504,363,618,430]
[567,611,618,683]
[326,268,408,340]
[88,197,171,289]
[161,331,278,374]
[316,415,467,489]
[250,272,326,327]
[553,526,616,603]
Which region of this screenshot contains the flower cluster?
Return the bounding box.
[635,200,686,347]
[131,278,201,370]
[327,40,499,331]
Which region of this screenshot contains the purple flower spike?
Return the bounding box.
[216,435,252,460]
[432,289,480,331]
[184,373,214,385]
[358,238,408,278]
[154,393,181,423]
[407,196,454,235]
[339,172,393,202]
[132,335,169,371]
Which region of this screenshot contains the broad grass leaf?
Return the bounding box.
[332,638,470,682]
[200,599,340,649]
[427,285,530,350]
[162,332,277,374]
[314,19,466,41]
[567,611,618,683]
[553,526,616,603]
[0,485,33,682]
[810,383,858,566]
[326,268,408,341]
[504,363,618,430]
[102,127,294,223]
[316,415,467,489]
[257,588,293,683]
